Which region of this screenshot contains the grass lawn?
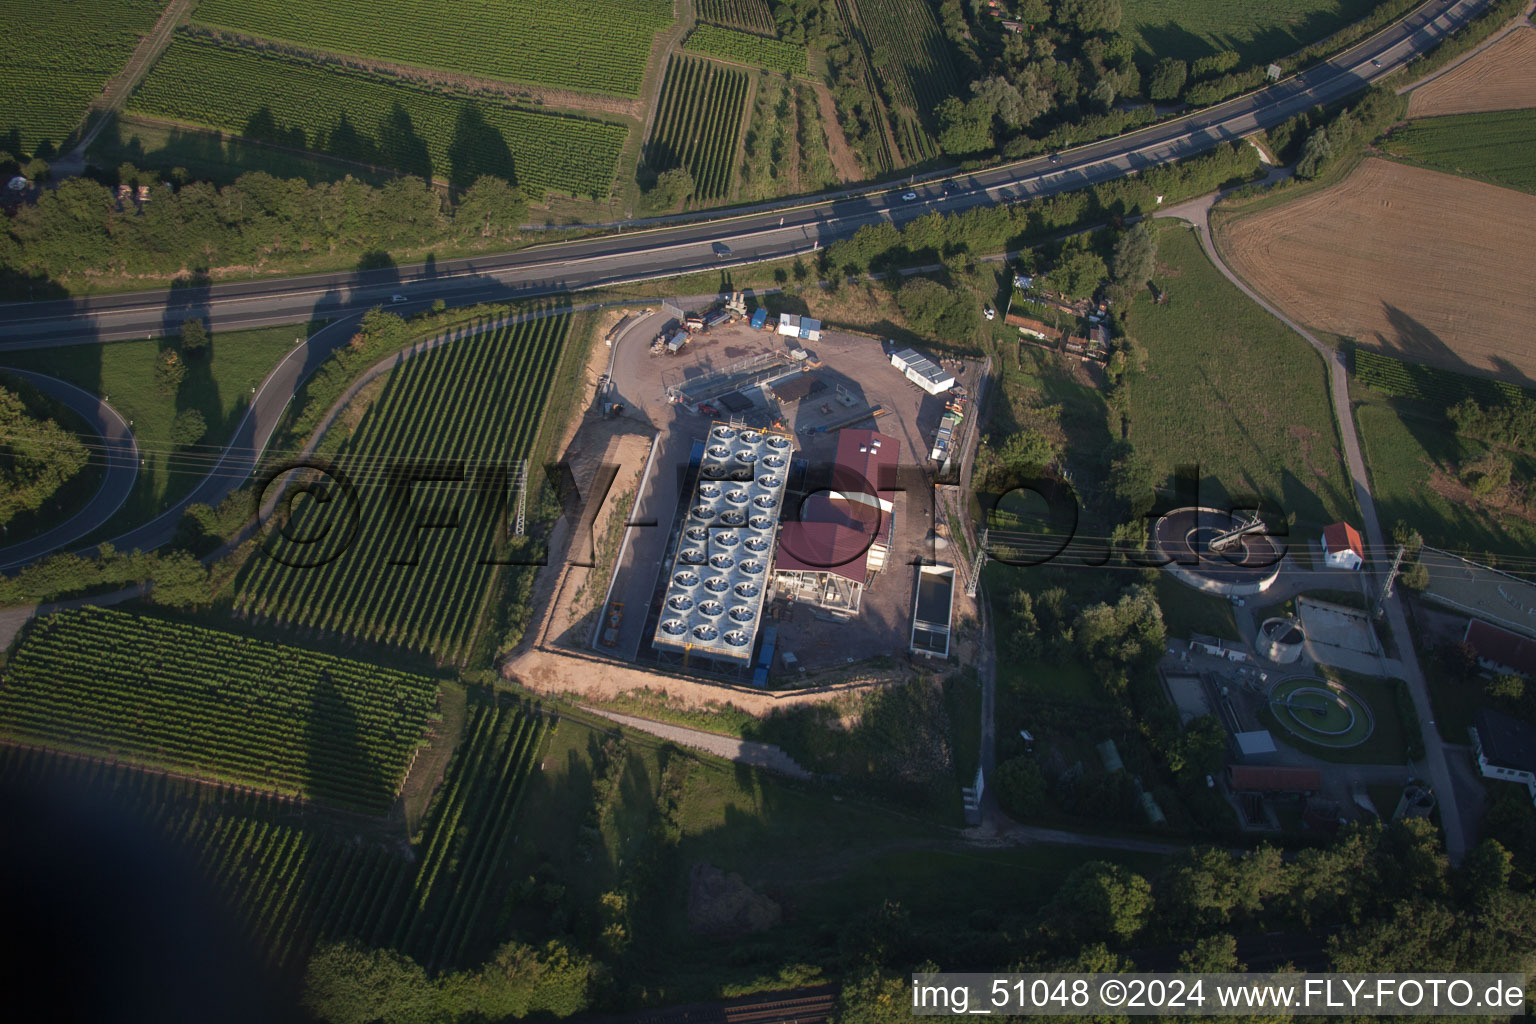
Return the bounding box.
[1155,574,1239,641]
[0,324,309,539]
[1120,0,1380,63]
[945,669,983,782]
[1353,393,1536,559]
[1418,649,1482,745]
[503,709,1166,1002]
[1126,223,1356,529]
[1382,110,1536,195]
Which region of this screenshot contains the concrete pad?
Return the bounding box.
[1164,673,1212,724]
[1297,597,1381,654]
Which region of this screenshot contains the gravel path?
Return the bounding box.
[580,707,813,779]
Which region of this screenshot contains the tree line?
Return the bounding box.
[0,166,528,299]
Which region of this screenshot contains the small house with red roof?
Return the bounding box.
[1322,522,1363,571]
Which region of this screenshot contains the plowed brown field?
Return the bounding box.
[1408,24,1536,117]
[1220,158,1536,381]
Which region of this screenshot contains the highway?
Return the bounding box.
[0,0,1489,348]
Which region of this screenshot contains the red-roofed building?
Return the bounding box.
[1465,619,1536,677]
[1322,521,1364,570]
[1226,764,1322,794]
[772,429,900,615]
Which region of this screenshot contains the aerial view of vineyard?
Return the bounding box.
[0,607,439,813]
[128,35,628,197]
[0,689,549,974]
[684,25,810,76]
[842,0,962,163]
[1,0,167,155]
[698,0,779,36]
[645,55,751,202]
[188,0,676,97]
[234,313,572,664]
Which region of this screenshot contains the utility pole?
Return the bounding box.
[1376,543,1406,616]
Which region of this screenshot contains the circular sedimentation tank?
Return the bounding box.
[1267,676,1374,749]
[1152,506,1283,596]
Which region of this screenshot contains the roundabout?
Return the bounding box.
[1267,676,1375,749]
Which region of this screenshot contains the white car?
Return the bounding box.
[983,305,996,321]
[390,294,407,303]
[901,191,918,201]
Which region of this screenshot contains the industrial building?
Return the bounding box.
[777,313,822,342]
[652,423,795,666]
[772,428,899,616]
[889,347,955,395]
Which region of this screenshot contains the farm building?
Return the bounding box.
[1463,619,1536,677]
[772,429,899,615]
[889,347,955,395]
[1005,313,1058,340]
[1322,522,1364,570]
[777,313,822,341]
[1473,707,1536,804]
[910,565,956,658]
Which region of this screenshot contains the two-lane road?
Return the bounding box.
[0,0,1489,348]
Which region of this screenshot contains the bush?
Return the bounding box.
[994,755,1048,817]
[1148,59,1188,101]
[170,408,206,448]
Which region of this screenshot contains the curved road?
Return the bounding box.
[0,0,1489,349]
[0,371,138,571]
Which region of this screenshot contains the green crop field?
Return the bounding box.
[1353,349,1530,407]
[0,608,439,813]
[698,0,779,35]
[684,25,809,76]
[1125,223,1356,527]
[0,689,546,973]
[1120,0,1380,63]
[234,313,571,664]
[1383,110,1536,194]
[384,695,548,970]
[848,0,961,162]
[189,0,673,97]
[645,56,751,202]
[1,0,167,156]
[128,35,627,197]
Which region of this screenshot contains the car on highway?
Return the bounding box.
[901,191,918,201]
[390,294,407,303]
[1371,58,1383,67]
[712,242,732,258]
